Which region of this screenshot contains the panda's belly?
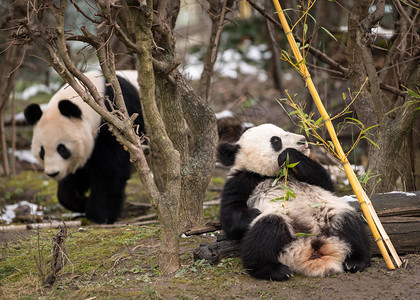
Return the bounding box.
[248,179,353,234]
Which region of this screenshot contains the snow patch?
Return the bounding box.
[384,191,417,197]
[1,201,43,224]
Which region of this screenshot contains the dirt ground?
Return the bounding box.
[1,225,419,300]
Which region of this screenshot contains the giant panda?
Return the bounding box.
[24,70,145,224]
[217,123,370,281]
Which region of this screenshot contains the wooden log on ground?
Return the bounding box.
[193,191,420,265]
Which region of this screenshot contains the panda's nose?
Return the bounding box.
[46,171,59,178]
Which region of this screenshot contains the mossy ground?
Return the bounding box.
[1,225,420,299]
[1,161,419,299]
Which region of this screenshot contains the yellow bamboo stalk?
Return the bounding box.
[271,0,401,269]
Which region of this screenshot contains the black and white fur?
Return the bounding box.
[218,123,370,281]
[24,70,144,224]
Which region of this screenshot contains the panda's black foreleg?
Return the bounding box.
[278,148,335,192]
[331,212,371,273]
[57,169,90,213]
[220,170,266,240]
[87,175,127,224]
[241,214,294,281]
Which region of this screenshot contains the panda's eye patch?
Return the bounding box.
[57,144,71,159]
[270,136,282,152]
[39,146,45,160]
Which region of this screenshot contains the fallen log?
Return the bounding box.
[193,191,420,265]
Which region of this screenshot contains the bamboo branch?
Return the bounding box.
[271,0,401,269]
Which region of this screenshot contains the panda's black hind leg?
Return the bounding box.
[332,212,371,273]
[241,214,294,281]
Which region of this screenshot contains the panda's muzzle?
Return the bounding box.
[47,171,60,178]
[297,138,308,148]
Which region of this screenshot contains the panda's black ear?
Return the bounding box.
[24,104,43,125]
[58,100,82,119]
[217,143,240,167]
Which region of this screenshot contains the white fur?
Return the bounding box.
[279,236,349,277]
[247,179,354,277]
[116,70,139,92]
[249,179,354,233]
[232,124,309,177]
[31,70,138,181]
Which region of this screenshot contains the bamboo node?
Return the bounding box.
[285,30,293,36]
[375,237,383,242]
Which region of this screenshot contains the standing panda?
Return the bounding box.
[24,70,145,224]
[218,123,370,281]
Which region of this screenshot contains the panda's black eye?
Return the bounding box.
[271,136,282,152]
[39,146,45,160]
[57,144,71,159]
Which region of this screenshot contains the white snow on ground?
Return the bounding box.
[182,45,270,81]
[9,149,38,164]
[1,201,43,224]
[384,191,417,197]
[341,195,358,202]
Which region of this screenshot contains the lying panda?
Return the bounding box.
[24,70,144,224]
[218,123,370,281]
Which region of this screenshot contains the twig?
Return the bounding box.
[43,224,68,287]
[184,221,221,236]
[1,220,82,231]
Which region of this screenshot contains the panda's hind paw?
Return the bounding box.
[343,258,370,273]
[249,264,293,281]
[268,265,293,281]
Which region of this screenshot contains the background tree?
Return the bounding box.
[347,0,420,193]
[9,0,218,274]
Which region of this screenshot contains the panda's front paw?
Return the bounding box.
[343,258,370,273]
[278,148,302,167]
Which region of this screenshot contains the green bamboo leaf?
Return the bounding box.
[313,116,323,127]
[345,117,363,126]
[304,24,308,35]
[309,203,323,208]
[300,44,310,50]
[385,106,401,115]
[360,124,379,135]
[295,233,317,237]
[281,185,295,196]
[281,50,291,61]
[319,26,337,41]
[307,12,316,24]
[286,161,300,168]
[363,137,380,149]
[271,197,285,202]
